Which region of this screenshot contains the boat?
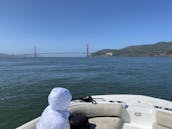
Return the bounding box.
[16,94,172,129]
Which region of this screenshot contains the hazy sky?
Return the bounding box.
[0,0,172,54]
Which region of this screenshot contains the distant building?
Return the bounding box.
[105,52,113,56]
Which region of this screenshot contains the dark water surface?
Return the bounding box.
[0,57,172,129]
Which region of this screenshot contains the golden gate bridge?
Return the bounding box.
[24,44,90,57]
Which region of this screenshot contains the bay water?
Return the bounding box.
[0,57,172,129]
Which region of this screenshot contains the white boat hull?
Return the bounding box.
[17,94,172,129]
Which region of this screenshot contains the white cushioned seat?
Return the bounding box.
[153,123,170,129]
[156,110,172,129]
[89,117,121,129]
[69,103,122,129]
[69,103,122,117]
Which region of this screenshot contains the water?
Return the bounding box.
[0,57,172,129]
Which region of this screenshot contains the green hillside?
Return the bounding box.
[0,53,20,58]
[91,42,172,57]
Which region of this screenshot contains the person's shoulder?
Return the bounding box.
[37,107,66,129]
[37,116,66,129]
[46,106,66,118]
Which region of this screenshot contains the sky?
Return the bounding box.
[0,0,172,55]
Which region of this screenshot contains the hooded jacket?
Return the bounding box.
[36,87,72,129]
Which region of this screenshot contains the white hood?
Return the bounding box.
[48,87,72,111]
[36,87,72,129]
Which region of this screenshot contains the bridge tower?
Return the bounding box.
[34,46,37,57]
[87,44,90,57]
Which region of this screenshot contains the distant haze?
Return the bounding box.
[0,0,172,55]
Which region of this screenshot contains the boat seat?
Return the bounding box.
[69,103,123,117]
[69,103,123,129]
[89,117,121,129]
[153,123,169,129]
[153,110,172,129]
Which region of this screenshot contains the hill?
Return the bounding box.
[91,42,172,57]
[0,53,22,58]
[0,53,12,58]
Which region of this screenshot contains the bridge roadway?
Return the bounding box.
[22,52,87,57]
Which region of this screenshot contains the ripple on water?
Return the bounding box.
[0,57,172,129]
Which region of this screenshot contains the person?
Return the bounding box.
[36,87,72,129]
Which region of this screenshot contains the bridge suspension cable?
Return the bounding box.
[33,44,90,57]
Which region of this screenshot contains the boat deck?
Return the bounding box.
[17,94,172,129]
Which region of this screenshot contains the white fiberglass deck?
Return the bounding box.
[72,94,172,129]
[17,94,172,129]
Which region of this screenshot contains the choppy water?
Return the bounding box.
[0,57,172,129]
